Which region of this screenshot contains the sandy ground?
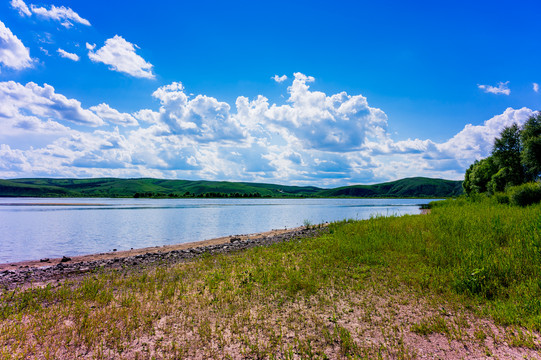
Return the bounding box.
[0,226,307,271]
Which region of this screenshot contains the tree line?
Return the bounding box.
[462,113,541,204]
[133,191,265,198]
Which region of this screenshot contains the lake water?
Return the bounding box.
[0,198,437,263]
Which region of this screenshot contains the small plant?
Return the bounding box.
[474,327,487,342]
[303,219,313,229]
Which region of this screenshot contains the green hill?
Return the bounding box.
[0,177,462,198]
[316,177,463,198]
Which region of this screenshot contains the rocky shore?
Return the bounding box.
[0,226,326,290]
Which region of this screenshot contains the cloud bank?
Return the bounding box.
[0,74,535,185]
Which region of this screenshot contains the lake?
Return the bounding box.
[0,197,437,263]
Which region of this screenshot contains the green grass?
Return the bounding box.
[1,198,540,358]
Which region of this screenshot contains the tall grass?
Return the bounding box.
[329,198,541,328]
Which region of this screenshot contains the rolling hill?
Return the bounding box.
[316,177,464,198]
[0,177,463,198]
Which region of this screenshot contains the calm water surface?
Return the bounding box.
[0,198,437,263]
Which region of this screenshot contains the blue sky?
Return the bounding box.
[0,0,540,186]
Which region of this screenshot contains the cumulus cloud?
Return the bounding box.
[89,103,138,127]
[0,74,536,185]
[478,81,510,95]
[0,20,33,71]
[367,107,535,179]
[57,48,79,61]
[0,81,104,127]
[133,109,160,124]
[151,82,243,141]
[10,0,31,16]
[30,4,90,28]
[238,72,388,152]
[0,144,29,176]
[87,36,155,79]
[272,74,288,83]
[435,107,534,163]
[534,83,539,93]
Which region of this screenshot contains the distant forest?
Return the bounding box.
[0,177,463,198]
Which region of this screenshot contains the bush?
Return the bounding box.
[493,192,510,204]
[508,182,541,207]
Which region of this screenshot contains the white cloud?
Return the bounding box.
[478,81,510,95]
[133,109,160,124]
[57,48,79,61]
[0,75,536,185]
[238,72,388,152]
[85,42,96,51]
[0,20,33,71]
[152,82,243,141]
[89,103,138,127]
[88,36,155,79]
[10,0,31,16]
[534,83,539,93]
[0,81,104,127]
[30,4,90,28]
[272,74,288,83]
[0,144,29,176]
[366,107,536,180]
[435,107,534,163]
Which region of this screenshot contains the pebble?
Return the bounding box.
[0,227,325,290]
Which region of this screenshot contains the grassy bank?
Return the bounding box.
[1,199,540,358]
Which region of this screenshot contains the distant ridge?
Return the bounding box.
[316,177,464,198]
[0,177,463,198]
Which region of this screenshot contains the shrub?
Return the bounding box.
[508,182,541,207]
[493,192,510,204]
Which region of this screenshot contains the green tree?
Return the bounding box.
[520,113,541,181]
[463,157,498,194]
[488,167,513,193]
[491,124,524,187]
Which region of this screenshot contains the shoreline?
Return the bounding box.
[0,225,327,289]
[0,226,310,271]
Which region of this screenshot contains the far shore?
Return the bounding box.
[0,225,312,271]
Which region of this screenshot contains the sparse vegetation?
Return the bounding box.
[1,198,540,358]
